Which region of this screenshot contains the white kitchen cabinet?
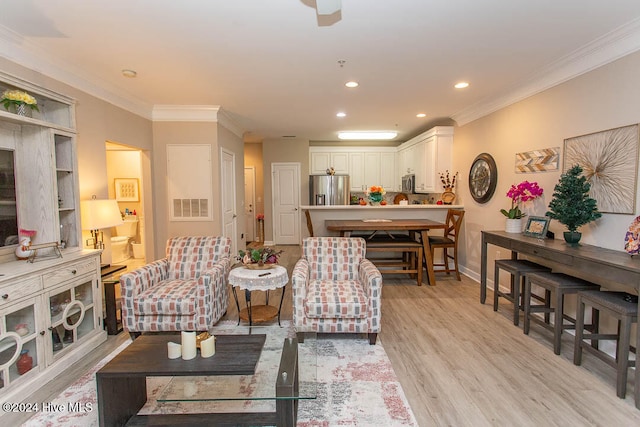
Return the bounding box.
[309,150,349,174]
[380,152,398,191]
[397,126,453,193]
[349,152,365,191]
[310,147,398,193]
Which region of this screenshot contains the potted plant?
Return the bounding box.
[546,165,601,245]
[500,180,543,232]
[1,89,39,116]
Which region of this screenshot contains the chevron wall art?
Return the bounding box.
[515,147,559,173]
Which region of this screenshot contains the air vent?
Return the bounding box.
[172,199,209,218]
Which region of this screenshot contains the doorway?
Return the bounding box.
[271,162,300,244]
[221,148,238,255]
[105,142,147,267]
[244,167,256,242]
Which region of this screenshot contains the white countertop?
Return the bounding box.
[301,204,464,210]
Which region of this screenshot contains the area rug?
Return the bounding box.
[23,322,417,426]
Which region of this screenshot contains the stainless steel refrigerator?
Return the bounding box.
[310,175,350,205]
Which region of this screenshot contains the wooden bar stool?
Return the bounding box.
[493,259,551,326]
[523,272,600,355]
[574,290,638,399]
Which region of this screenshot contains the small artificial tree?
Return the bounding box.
[545,165,601,243]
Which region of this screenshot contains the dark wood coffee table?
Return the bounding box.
[96,333,303,427]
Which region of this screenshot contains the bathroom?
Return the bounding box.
[106,142,146,266]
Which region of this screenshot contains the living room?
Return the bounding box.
[2,2,640,426]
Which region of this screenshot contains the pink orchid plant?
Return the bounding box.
[500,181,543,219]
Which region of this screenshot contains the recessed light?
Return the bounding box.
[338,131,398,140]
[122,69,137,78]
[454,82,469,89]
[345,81,359,88]
[336,112,346,118]
[416,113,427,118]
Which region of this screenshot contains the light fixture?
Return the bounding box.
[81,196,124,252]
[345,81,359,88]
[122,69,137,78]
[316,0,342,15]
[338,131,398,140]
[454,82,469,89]
[416,113,427,118]
[336,112,346,118]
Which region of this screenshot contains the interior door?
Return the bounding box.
[272,162,300,245]
[244,167,256,242]
[221,148,237,255]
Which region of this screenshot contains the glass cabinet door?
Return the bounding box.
[0,298,41,393]
[47,275,96,360]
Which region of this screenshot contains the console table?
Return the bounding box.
[480,230,640,409]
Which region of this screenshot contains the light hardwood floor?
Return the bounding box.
[8,244,640,426]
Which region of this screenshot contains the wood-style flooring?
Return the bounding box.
[7,244,640,426]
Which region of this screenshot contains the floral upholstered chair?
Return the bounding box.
[292,237,383,344]
[120,236,231,338]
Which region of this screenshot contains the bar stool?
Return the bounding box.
[523,272,600,355]
[574,290,638,399]
[493,259,551,326]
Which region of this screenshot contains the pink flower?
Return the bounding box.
[501,181,543,219]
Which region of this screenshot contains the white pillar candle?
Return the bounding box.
[181,331,197,360]
[200,335,216,358]
[167,341,182,359]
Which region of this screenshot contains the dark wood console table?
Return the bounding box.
[480,230,640,409]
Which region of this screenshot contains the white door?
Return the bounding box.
[272,162,300,245]
[221,148,237,255]
[244,166,256,242]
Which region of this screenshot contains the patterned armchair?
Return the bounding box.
[120,236,231,338]
[292,237,383,344]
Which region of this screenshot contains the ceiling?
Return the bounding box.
[2,1,640,143]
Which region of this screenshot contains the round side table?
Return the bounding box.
[228,265,288,326]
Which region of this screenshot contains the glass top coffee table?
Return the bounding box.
[96,326,316,427]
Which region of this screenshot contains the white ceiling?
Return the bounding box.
[2,1,640,143]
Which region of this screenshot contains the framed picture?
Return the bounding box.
[564,124,638,214]
[114,178,139,202]
[523,216,550,238]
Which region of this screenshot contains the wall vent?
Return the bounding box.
[172,198,209,218]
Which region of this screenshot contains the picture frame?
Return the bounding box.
[523,216,550,238]
[114,178,139,202]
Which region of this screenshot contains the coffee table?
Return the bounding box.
[96,327,316,427]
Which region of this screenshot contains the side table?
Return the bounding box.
[229,265,289,326]
[101,264,127,335]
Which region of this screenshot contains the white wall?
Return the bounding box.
[455,51,640,286]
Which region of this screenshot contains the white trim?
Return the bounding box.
[217,108,244,138]
[152,105,221,122]
[452,17,640,126]
[0,26,152,119]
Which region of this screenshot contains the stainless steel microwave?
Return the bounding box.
[401,174,415,193]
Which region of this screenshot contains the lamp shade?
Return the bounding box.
[81,198,124,230]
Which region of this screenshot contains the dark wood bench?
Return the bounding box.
[365,235,423,286]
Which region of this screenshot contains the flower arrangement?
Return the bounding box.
[366,185,386,204]
[237,247,283,267]
[500,180,543,219]
[439,170,458,189]
[1,89,39,112]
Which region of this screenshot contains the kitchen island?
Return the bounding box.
[301,204,463,238]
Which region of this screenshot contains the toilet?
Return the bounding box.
[110,217,138,263]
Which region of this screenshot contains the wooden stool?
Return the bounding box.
[493,259,551,326]
[523,272,600,355]
[574,290,638,398]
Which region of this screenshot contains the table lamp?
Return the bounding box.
[80,196,123,251]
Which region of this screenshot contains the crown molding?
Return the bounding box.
[216,108,244,138]
[451,17,640,126]
[152,105,222,122]
[0,25,152,119]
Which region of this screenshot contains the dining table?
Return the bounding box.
[325,218,447,285]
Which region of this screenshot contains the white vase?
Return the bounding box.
[505,218,523,233]
[15,236,33,259]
